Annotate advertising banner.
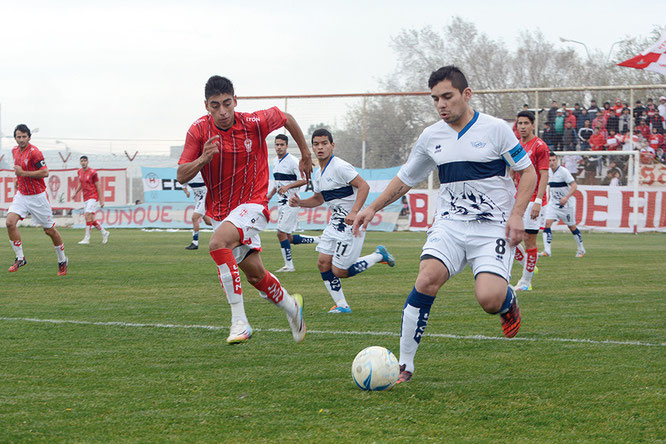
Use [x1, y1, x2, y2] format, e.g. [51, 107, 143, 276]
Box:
[0, 168, 127, 210]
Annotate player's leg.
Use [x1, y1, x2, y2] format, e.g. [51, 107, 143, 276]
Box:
[468, 225, 520, 338]
[238, 250, 305, 342]
[290, 233, 319, 244]
[541, 219, 554, 257]
[275, 229, 295, 272]
[30, 194, 67, 275]
[398, 258, 448, 383]
[186, 212, 203, 250]
[79, 212, 93, 244]
[319, 252, 350, 313]
[6, 212, 27, 272]
[569, 224, 585, 257]
[209, 220, 249, 342]
[515, 231, 538, 291]
[43, 225, 68, 275]
[89, 201, 109, 242]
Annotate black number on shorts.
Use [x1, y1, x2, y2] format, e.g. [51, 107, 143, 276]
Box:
[335, 241, 348, 256]
[495, 239, 506, 255]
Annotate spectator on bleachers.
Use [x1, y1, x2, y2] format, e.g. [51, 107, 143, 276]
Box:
[578, 120, 593, 150]
[612, 99, 624, 116]
[647, 108, 665, 134]
[554, 109, 565, 150]
[577, 108, 590, 130]
[606, 130, 621, 151]
[636, 120, 651, 139]
[640, 145, 656, 164]
[572, 103, 583, 122]
[581, 156, 600, 185]
[633, 100, 646, 125]
[565, 109, 576, 129]
[562, 121, 578, 151]
[547, 100, 559, 125]
[658, 96, 666, 124]
[601, 169, 620, 186]
[618, 108, 632, 134]
[606, 110, 620, 134]
[542, 122, 556, 150]
[589, 127, 606, 151]
[656, 147, 666, 164]
[593, 112, 607, 135]
[587, 99, 601, 121]
[649, 127, 664, 151]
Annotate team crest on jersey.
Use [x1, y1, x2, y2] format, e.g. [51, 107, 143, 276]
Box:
[244, 139, 252, 152]
[471, 141, 486, 149]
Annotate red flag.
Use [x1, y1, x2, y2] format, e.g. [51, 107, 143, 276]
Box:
[617, 29, 666, 76]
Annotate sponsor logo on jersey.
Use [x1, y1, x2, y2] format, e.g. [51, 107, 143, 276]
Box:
[245, 116, 261, 122]
[471, 141, 486, 149]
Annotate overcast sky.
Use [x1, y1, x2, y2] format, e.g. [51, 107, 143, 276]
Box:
[0, 0, 663, 149]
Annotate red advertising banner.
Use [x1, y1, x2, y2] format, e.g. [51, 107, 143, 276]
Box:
[407, 186, 666, 233]
[0, 168, 127, 209]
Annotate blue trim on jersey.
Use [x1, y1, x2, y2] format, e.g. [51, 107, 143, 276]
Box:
[438, 159, 506, 184]
[189, 182, 205, 188]
[548, 181, 568, 188]
[457, 111, 479, 140]
[274, 172, 298, 181]
[321, 155, 335, 175]
[321, 185, 354, 202]
[278, 153, 290, 162]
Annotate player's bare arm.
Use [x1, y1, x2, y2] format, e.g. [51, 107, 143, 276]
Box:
[278, 179, 308, 195]
[177, 135, 220, 184]
[561, 181, 577, 206]
[267, 186, 277, 200]
[353, 176, 411, 235]
[95, 180, 105, 207]
[283, 113, 312, 180]
[73, 182, 82, 198]
[530, 168, 549, 219]
[507, 164, 537, 246]
[345, 175, 370, 225]
[14, 165, 48, 179]
[289, 193, 324, 208]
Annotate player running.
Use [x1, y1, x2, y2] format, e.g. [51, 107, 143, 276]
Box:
[541, 152, 586, 257]
[6, 124, 69, 275]
[353, 66, 536, 383]
[74, 155, 110, 245]
[266, 134, 319, 272]
[182, 171, 212, 250]
[177, 76, 311, 344]
[290, 129, 395, 314]
[512, 111, 549, 292]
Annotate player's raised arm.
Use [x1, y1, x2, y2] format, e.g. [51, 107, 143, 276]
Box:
[177, 135, 220, 184]
[353, 176, 411, 236]
[289, 193, 324, 208]
[346, 175, 370, 225]
[506, 164, 537, 247]
[283, 113, 312, 180]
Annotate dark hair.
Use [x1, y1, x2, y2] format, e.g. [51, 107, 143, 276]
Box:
[14, 124, 31, 137]
[80, 155, 88, 161]
[549, 151, 557, 158]
[205, 76, 234, 100]
[516, 110, 535, 124]
[312, 128, 333, 144]
[427, 65, 468, 93]
[275, 134, 289, 144]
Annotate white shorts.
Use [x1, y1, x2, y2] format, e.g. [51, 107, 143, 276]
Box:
[83, 199, 101, 214]
[192, 186, 207, 215]
[522, 201, 544, 231]
[8, 191, 55, 228]
[276, 204, 299, 234]
[421, 218, 513, 281]
[212, 203, 267, 263]
[316, 217, 366, 269]
[544, 202, 576, 226]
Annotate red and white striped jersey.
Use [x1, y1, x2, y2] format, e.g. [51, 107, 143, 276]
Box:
[517, 136, 550, 205]
[179, 107, 287, 220]
[77, 168, 99, 201]
[12, 144, 47, 195]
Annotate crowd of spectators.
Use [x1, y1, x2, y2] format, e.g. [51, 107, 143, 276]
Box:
[513, 96, 666, 186]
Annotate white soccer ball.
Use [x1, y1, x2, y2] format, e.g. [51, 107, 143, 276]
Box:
[351, 346, 400, 391]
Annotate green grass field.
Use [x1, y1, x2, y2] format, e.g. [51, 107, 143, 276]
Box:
[1, 228, 664, 443]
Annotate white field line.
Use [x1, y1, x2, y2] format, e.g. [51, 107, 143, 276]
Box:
[0, 316, 664, 347]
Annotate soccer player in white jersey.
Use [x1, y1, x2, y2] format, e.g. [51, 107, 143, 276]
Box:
[266, 134, 319, 272]
[183, 171, 212, 250]
[354, 66, 537, 383]
[290, 129, 395, 313]
[512, 111, 550, 292]
[541, 152, 586, 257]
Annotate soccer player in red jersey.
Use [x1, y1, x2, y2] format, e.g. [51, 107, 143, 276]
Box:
[6, 124, 68, 275]
[513, 111, 549, 291]
[74, 155, 110, 245]
[177, 76, 312, 344]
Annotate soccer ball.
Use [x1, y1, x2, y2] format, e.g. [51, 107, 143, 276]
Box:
[351, 346, 400, 391]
